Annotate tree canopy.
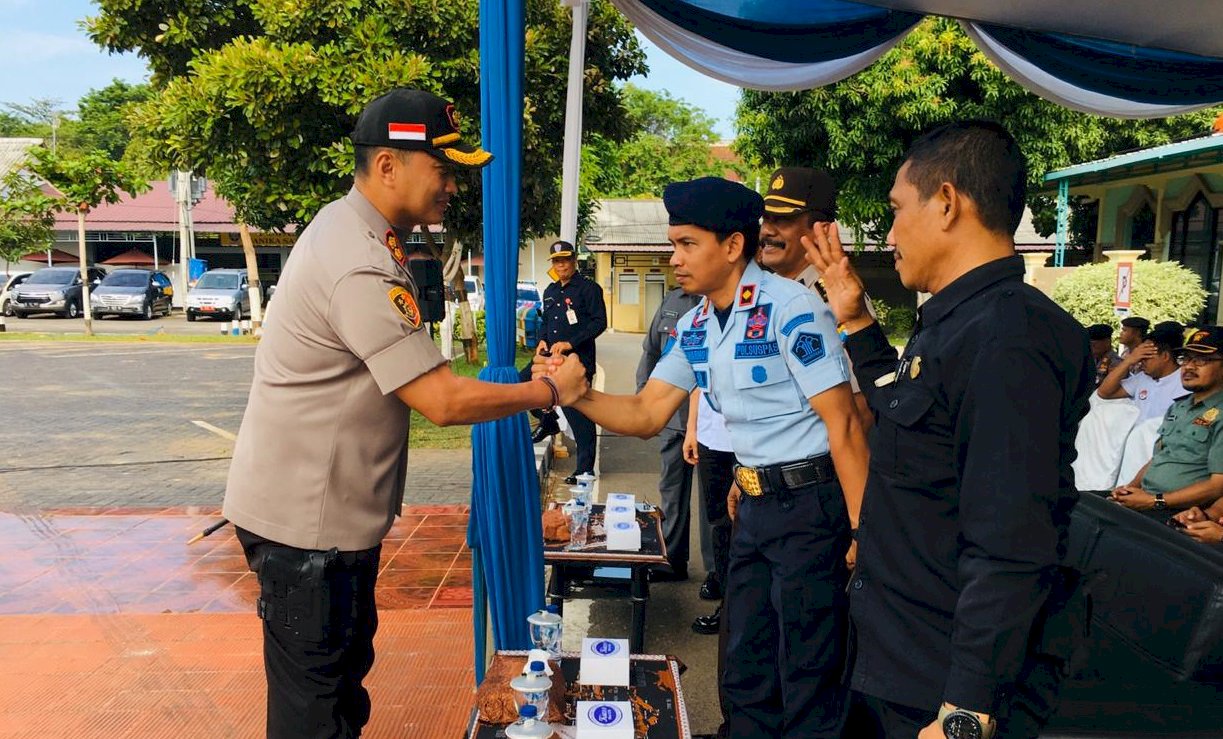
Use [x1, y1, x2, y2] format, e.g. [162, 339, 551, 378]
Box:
[0, 171, 57, 269]
[2, 81, 153, 164]
[89, 0, 646, 246]
[735, 18, 1223, 244]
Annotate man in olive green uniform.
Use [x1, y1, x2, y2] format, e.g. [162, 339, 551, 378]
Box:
[1113, 326, 1223, 514]
[223, 89, 587, 739]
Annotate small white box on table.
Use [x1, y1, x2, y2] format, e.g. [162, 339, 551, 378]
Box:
[579, 637, 630, 686]
[575, 700, 633, 738]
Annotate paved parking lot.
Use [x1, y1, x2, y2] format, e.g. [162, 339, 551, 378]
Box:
[2, 311, 248, 336]
[0, 340, 475, 512]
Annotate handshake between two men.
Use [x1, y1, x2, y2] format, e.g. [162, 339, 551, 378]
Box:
[531, 342, 591, 407]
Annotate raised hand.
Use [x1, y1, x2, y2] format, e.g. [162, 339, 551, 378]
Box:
[801, 222, 871, 328]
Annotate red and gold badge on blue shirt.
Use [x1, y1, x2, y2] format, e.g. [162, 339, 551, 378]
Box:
[385, 229, 407, 267]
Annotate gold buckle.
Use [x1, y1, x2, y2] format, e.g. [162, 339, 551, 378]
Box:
[734, 466, 765, 497]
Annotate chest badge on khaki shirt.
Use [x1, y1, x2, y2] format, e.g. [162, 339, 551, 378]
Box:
[388, 286, 422, 328]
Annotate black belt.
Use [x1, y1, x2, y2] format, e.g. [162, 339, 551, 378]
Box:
[734, 454, 834, 497]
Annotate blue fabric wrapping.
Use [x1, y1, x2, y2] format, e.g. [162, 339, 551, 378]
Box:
[977, 24, 1223, 106]
[637, 0, 921, 63]
[472, 0, 543, 684]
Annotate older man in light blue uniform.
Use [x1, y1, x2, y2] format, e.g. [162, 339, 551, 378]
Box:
[535, 177, 868, 737]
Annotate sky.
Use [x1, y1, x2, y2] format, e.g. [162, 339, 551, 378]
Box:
[0, 1, 739, 137]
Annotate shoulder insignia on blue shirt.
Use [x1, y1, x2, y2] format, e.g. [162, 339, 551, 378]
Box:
[751, 365, 767, 383]
[681, 329, 707, 349]
[661, 332, 677, 356]
[791, 332, 825, 366]
[780, 312, 815, 337]
[742, 303, 773, 342]
[734, 341, 780, 359]
[684, 347, 709, 363]
[695, 370, 708, 388]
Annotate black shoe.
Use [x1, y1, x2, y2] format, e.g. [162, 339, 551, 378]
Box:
[563, 475, 578, 485]
[692, 606, 721, 635]
[531, 412, 561, 443]
[699, 573, 722, 601]
[650, 566, 688, 582]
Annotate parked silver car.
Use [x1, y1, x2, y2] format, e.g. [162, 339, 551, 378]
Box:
[9, 266, 106, 318]
[185, 269, 251, 322]
[91, 269, 175, 320]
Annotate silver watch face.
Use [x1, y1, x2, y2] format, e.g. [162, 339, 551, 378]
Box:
[944, 712, 983, 739]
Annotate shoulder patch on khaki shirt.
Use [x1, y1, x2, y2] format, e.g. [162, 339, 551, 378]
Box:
[388, 286, 422, 328]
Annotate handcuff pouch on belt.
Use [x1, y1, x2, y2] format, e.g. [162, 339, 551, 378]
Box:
[734, 455, 835, 497]
[255, 547, 339, 641]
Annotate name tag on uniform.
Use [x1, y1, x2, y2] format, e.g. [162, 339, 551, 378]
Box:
[567, 309, 578, 325]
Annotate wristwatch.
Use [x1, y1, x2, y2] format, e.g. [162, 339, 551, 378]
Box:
[938, 705, 996, 739]
[1154, 493, 1167, 510]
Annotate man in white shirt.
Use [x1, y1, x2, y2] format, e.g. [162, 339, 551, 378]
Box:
[1098, 321, 1189, 422]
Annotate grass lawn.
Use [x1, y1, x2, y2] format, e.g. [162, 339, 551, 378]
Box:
[409, 345, 536, 449]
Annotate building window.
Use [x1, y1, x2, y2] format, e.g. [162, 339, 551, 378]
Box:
[617, 273, 639, 305]
[1169, 193, 1221, 320]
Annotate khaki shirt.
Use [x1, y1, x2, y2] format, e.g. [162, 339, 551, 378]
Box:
[223, 187, 446, 550]
[1142, 389, 1223, 495]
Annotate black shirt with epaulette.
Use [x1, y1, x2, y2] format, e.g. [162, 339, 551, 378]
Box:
[842, 255, 1094, 713]
[542, 272, 607, 380]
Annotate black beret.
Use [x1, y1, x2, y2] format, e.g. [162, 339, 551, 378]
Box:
[663, 177, 763, 236]
[1120, 316, 1151, 333]
[1086, 324, 1113, 341]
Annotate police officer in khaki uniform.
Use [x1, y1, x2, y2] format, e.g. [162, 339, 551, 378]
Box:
[222, 88, 587, 739]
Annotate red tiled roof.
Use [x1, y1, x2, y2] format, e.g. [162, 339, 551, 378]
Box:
[51, 181, 443, 236]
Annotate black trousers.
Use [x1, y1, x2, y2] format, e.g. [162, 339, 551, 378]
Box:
[657, 428, 695, 571]
[561, 404, 597, 475]
[696, 444, 735, 586]
[722, 481, 851, 737]
[236, 528, 381, 739]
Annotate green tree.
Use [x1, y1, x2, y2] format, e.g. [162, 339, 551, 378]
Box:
[583, 84, 724, 199]
[72, 80, 154, 161]
[27, 147, 147, 335]
[735, 18, 1223, 245]
[0, 170, 57, 272]
[89, 0, 646, 248]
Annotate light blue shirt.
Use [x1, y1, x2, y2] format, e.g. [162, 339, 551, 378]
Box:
[650, 261, 850, 467]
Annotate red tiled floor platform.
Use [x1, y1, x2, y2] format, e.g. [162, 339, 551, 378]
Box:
[0, 506, 477, 737]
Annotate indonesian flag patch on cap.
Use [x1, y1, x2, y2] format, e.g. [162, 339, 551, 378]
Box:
[387, 122, 427, 141]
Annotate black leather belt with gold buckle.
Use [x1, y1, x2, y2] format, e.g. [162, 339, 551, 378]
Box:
[733, 455, 835, 497]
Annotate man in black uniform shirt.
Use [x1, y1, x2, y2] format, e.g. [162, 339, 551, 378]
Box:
[540, 240, 607, 482]
[805, 121, 1094, 739]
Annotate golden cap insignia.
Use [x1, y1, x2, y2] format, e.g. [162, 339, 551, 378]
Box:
[771, 175, 784, 190]
[1192, 331, 1210, 343]
[388, 286, 422, 328]
[909, 356, 922, 380]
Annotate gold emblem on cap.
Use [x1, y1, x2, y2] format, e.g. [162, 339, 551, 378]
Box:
[910, 356, 922, 380]
[771, 174, 784, 190]
[1193, 330, 1210, 343]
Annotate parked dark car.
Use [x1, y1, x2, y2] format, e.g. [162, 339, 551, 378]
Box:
[90, 269, 174, 320]
[9, 266, 106, 318]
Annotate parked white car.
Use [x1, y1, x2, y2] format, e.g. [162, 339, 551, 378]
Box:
[464, 275, 484, 312]
[1, 272, 32, 317]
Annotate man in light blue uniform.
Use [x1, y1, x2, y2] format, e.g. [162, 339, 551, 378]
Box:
[535, 177, 868, 737]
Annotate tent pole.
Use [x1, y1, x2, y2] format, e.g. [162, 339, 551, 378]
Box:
[559, 0, 589, 245]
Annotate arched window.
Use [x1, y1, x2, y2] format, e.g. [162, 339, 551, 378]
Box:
[1169, 193, 1221, 320]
